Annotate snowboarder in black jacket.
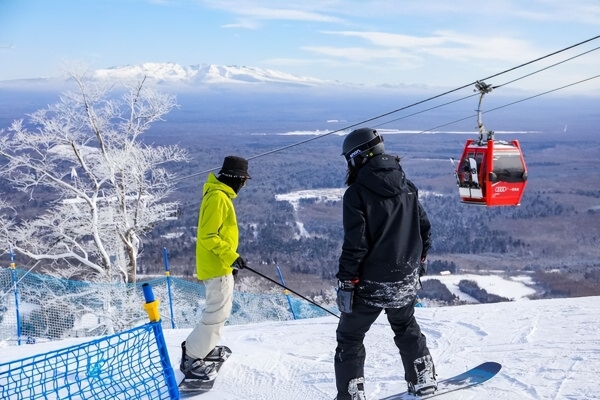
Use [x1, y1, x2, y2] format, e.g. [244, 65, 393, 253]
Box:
[334, 128, 437, 399]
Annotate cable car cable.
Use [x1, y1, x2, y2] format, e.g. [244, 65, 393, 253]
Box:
[373, 46, 600, 129]
[174, 35, 600, 183]
[171, 73, 600, 212]
[372, 93, 480, 129]
[494, 46, 600, 89]
[412, 74, 600, 135]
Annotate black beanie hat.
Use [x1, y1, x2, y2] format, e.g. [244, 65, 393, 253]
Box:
[218, 156, 251, 179]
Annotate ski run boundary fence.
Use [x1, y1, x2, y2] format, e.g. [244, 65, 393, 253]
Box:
[0, 267, 333, 346]
[0, 269, 334, 400]
[0, 283, 179, 400]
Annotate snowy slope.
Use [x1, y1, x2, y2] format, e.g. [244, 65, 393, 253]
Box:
[2, 296, 598, 399]
[164, 296, 600, 399]
[421, 273, 537, 302]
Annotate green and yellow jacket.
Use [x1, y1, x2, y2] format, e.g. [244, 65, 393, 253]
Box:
[195, 173, 239, 280]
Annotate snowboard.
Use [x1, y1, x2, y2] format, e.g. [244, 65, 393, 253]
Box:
[379, 361, 502, 399]
[178, 346, 232, 397]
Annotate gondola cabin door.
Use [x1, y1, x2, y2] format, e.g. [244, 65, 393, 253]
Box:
[457, 139, 527, 206]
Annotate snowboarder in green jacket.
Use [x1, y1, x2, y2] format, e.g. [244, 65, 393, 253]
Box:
[180, 155, 251, 380]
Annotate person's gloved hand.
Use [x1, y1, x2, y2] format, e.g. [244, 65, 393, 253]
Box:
[231, 256, 247, 270]
[336, 279, 358, 314]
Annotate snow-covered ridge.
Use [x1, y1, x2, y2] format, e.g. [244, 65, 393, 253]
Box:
[93, 62, 332, 86]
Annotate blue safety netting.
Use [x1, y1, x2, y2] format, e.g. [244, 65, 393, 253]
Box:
[0, 321, 177, 400]
[0, 268, 334, 345]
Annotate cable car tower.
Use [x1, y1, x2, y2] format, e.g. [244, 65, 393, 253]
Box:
[454, 81, 528, 206]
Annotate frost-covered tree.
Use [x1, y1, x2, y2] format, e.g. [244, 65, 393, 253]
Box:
[0, 73, 188, 283]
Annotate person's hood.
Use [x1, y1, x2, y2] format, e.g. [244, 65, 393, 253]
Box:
[355, 154, 407, 198]
[203, 173, 237, 199]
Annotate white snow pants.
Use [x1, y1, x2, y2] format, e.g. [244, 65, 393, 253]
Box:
[185, 274, 234, 359]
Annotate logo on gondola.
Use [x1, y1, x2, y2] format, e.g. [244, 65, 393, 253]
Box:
[495, 187, 508, 193]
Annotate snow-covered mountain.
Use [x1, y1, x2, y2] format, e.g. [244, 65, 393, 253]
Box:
[1, 61, 449, 96]
[0, 62, 346, 92]
[94, 62, 333, 87]
[0, 62, 352, 92]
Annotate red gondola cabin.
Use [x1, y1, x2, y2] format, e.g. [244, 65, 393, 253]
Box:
[457, 138, 527, 206]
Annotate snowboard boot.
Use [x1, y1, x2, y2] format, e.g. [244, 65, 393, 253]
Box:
[347, 377, 366, 400]
[407, 355, 437, 396]
[180, 341, 218, 381]
[204, 345, 230, 362]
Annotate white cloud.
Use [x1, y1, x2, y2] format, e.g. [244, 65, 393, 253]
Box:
[204, 0, 599, 25]
[204, 0, 343, 23]
[510, 1, 600, 24]
[322, 31, 448, 48]
[302, 45, 421, 65]
[235, 7, 341, 22]
[147, 0, 175, 4]
[314, 30, 535, 64]
[422, 31, 534, 62]
[263, 57, 343, 67]
[222, 19, 262, 29]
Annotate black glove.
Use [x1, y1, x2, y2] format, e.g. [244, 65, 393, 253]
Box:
[336, 279, 358, 314]
[231, 256, 247, 270]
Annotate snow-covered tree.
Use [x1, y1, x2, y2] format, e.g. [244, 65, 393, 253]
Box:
[0, 73, 188, 283]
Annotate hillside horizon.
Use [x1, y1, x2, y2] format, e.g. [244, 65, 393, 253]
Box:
[1, 61, 598, 100]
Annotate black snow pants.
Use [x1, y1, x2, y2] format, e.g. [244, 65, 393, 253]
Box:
[334, 298, 430, 399]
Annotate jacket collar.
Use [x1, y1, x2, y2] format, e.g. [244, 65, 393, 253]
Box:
[204, 173, 237, 199]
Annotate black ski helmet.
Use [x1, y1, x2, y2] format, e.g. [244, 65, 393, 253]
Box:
[341, 128, 385, 167]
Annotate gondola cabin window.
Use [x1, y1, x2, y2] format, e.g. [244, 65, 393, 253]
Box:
[491, 148, 527, 183]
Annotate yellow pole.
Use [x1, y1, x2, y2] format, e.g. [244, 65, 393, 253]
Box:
[142, 283, 161, 322]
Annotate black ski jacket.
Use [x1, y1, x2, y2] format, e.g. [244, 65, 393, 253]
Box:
[337, 153, 432, 308]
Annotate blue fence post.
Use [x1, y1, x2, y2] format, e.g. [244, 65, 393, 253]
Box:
[276, 266, 297, 320]
[142, 283, 180, 400]
[9, 244, 22, 346]
[163, 247, 176, 329]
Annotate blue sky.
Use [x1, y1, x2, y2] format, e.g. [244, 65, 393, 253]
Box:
[0, 0, 599, 93]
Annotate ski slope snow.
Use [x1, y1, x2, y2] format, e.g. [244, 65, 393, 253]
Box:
[166, 296, 599, 399]
[2, 296, 598, 399]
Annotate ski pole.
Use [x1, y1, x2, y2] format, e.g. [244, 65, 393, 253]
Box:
[244, 266, 340, 319]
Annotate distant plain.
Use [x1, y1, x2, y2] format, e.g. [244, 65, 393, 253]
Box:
[1, 87, 598, 300]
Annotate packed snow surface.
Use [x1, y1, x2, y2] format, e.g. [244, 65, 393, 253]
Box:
[2, 296, 598, 399]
